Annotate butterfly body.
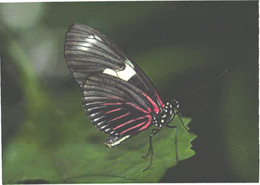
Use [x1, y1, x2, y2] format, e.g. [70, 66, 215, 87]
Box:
[64, 24, 184, 170]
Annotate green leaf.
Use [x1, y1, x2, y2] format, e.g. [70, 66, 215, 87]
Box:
[3, 39, 196, 183]
[3, 105, 196, 183]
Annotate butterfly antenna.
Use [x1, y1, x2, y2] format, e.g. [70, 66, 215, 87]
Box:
[181, 69, 228, 98]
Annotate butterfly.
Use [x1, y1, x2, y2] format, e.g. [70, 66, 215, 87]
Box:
[64, 24, 190, 171]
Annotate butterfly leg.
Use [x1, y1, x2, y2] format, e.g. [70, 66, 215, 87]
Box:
[168, 111, 191, 133]
[174, 126, 179, 162]
[165, 113, 193, 163]
[142, 144, 151, 159]
[167, 113, 176, 125]
[142, 128, 160, 172]
[176, 112, 191, 134]
[142, 128, 160, 158]
[164, 125, 179, 162]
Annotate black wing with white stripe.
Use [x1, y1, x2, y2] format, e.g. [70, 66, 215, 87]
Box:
[64, 24, 165, 146]
[65, 24, 125, 85]
[64, 24, 165, 110]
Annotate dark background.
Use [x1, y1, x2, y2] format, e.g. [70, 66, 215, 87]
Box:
[1, 1, 258, 182]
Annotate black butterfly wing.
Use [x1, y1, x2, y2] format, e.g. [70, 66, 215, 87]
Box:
[64, 24, 164, 145]
[64, 24, 125, 86]
[65, 24, 165, 109]
[82, 73, 153, 136]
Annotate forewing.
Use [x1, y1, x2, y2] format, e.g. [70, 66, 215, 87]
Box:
[64, 24, 165, 113]
[64, 24, 125, 85]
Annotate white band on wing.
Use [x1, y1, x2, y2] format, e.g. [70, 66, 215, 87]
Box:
[103, 61, 136, 81]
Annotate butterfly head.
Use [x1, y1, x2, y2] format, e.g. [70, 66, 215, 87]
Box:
[169, 99, 180, 112]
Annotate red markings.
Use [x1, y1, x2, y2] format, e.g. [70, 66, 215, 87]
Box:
[138, 115, 152, 131]
[120, 120, 147, 134]
[115, 115, 152, 134]
[110, 112, 130, 122]
[142, 92, 159, 114]
[104, 108, 122, 114]
[154, 90, 165, 108]
[126, 102, 151, 114]
[114, 115, 147, 130]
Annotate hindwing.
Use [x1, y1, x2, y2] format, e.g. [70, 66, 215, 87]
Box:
[82, 73, 153, 137]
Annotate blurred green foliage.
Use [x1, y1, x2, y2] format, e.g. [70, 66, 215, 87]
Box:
[220, 70, 258, 181]
[2, 35, 196, 184]
[1, 1, 258, 183]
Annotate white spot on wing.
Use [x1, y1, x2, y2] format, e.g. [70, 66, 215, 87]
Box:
[93, 116, 104, 122]
[103, 61, 136, 81]
[97, 122, 103, 126]
[90, 113, 99, 118]
[74, 35, 98, 52]
[76, 46, 92, 51]
[110, 135, 130, 147]
[80, 42, 94, 48]
[85, 35, 97, 44]
[94, 35, 102, 41]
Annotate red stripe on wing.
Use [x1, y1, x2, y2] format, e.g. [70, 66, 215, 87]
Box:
[154, 90, 165, 108]
[142, 92, 159, 114]
[120, 120, 147, 134]
[110, 112, 130, 122]
[113, 115, 146, 130]
[104, 108, 122, 114]
[126, 102, 151, 114]
[119, 114, 153, 134]
[138, 114, 152, 131]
